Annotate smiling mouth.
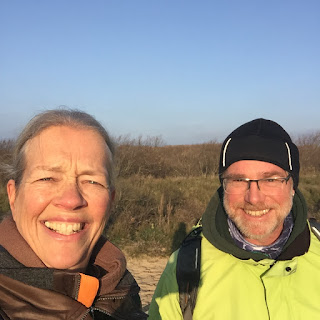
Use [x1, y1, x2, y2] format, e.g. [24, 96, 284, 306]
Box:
[244, 209, 270, 217]
[44, 221, 85, 235]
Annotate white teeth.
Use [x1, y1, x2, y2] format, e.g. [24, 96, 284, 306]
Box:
[60, 223, 66, 234]
[66, 224, 73, 234]
[245, 209, 269, 217]
[44, 221, 83, 235]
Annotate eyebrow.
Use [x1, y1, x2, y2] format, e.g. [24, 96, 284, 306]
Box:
[80, 169, 107, 176]
[225, 170, 287, 179]
[33, 166, 107, 176]
[261, 170, 287, 177]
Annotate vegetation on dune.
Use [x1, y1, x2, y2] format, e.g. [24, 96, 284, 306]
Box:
[0, 133, 320, 256]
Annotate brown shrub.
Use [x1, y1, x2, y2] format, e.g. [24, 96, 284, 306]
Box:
[0, 134, 320, 254]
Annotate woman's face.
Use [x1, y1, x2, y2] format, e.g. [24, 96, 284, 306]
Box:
[7, 125, 114, 270]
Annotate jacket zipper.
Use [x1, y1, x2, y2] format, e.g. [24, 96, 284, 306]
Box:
[90, 306, 112, 316]
[81, 288, 141, 319]
[79, 308, 92, 320]
[90, 294, 136, 319]
[78, 296, 127, 320]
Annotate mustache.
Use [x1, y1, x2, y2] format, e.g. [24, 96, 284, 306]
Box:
[238, 203, 279, 211]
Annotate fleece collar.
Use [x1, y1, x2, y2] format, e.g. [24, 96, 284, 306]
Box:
[0, 216, 127, 298]
[0, 217, 146, 319]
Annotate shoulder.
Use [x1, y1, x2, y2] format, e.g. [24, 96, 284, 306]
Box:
[155, 250, 179, 289]
[96, 269, 147, 320]
[308, 221, 320, 257]
[148, 251, 181, 320]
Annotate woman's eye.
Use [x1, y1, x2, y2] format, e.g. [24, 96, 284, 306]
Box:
[39, 177, 53, 181]
[85, 180, 109, 189]
[86, 180, 104, 186]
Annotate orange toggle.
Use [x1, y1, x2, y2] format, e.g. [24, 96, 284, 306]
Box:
[77, 273, 100, 308]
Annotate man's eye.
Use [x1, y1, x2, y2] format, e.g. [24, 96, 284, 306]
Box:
[265, 178, 276, 183]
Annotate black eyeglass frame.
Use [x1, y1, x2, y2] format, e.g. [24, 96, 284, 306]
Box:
[222, 173, 292, 194]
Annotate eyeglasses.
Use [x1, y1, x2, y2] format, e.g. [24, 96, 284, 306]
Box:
[222, 174, 291, 195]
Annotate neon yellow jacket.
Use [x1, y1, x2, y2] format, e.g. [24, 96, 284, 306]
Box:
[149, 189, 320, 319]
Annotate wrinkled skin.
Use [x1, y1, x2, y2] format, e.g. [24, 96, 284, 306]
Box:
[7, 126, 114, 270]
[223, 160, 294, 246]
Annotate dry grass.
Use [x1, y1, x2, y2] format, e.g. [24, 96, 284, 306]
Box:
[1, 136, 320, 255]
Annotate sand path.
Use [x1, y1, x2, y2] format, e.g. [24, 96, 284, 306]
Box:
[127, 256, 168, 309]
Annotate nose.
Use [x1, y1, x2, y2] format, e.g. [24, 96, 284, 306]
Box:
[244, 180, 266, 204]
[53, 181, 87, 210]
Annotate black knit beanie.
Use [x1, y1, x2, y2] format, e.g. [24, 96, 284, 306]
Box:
[219, 118, 300, 189]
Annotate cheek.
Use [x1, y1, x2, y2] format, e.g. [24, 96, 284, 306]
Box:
[273, 194, 293, 210]
[91, 194, 112, 221]
[24, 192, 50, 214]
[267, 187, 293, 207]
[224, 194, 242, 209]
[14, 189, 51, 223]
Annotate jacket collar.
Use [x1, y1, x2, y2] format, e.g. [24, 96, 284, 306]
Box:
[0, 217, 146, 319]
[0, 216, 127, 295]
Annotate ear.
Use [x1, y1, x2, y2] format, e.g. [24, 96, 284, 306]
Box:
[7, 179, 17, 219]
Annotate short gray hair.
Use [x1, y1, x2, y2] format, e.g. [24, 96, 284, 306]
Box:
[3, 108, 115, 190]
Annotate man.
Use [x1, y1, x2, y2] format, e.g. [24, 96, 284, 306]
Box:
[149, 118, 320, 319]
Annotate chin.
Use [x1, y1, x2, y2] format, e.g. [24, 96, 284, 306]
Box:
[43, 253, 88, 270]
[243, 231, 272, 241]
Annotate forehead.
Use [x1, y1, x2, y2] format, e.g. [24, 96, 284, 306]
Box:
[225, 160, 286, 177]
[23, 126, 109, 170]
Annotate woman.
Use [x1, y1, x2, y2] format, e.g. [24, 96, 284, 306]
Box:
[0, 109, 147, 319]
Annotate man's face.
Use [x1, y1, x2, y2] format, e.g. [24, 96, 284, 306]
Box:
[7, 126, 114, 270]
[223, 160, 294, 246]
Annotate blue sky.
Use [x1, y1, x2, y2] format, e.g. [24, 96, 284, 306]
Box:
[0, 0, 319, 144]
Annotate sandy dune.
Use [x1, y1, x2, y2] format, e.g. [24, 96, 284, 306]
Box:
[127, 256, 168, 309]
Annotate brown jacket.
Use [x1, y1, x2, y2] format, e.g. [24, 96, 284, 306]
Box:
[0, 217, 147, 320]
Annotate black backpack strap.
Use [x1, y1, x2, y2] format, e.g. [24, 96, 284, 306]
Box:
[176, 226, 202, 320]
[309, 218, 320, 241]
